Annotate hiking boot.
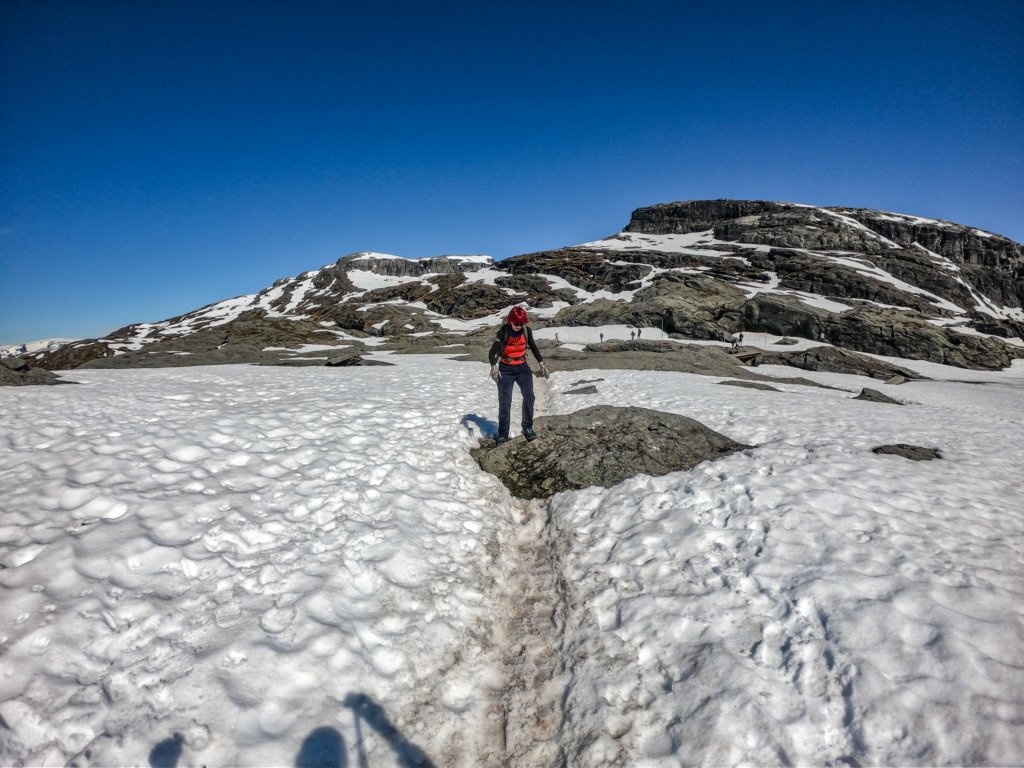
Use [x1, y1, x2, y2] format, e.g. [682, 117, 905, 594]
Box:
[523, 427, 537, 441]
[495, 434, 509, 445]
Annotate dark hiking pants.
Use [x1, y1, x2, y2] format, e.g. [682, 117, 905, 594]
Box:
[497, 362, 535, 439]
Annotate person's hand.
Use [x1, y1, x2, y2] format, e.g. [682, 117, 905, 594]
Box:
[490, 365, 500, 383]
[538, 362, 549, 378]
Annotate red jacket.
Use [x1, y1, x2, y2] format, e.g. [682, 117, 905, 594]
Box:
[488, 324, 544, 366]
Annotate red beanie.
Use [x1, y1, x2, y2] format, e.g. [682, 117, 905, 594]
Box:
[508, 306, 529, 325]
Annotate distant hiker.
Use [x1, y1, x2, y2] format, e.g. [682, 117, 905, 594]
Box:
[731, 332, 744, 352]
[637, 328, 642, 339]
[488, 306, 548, 444]
[600, 332, 604, 342]
[555, 333, 560, 343]
[630, 330, 635, 341]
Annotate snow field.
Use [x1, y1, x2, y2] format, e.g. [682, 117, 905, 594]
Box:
[0, 359, 519, 766]
[541, 364, 1024, 766]
[2, 355, 1023, 766]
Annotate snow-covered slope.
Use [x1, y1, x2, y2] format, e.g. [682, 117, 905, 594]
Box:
[1, 338, 77, 358]
[100, 253, 498, 348]
[27, 200, 1024, 374]
[2, 353, 1023, 766]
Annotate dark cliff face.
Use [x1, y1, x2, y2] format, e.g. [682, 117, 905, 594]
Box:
[625, 200, 791, 235]
[831, 208, 1024, 266]
[339, 254, 491, 278]
[626, 199, 1024, 309]
[830, 208, 1024, 308]
[627, 200, 888, 252]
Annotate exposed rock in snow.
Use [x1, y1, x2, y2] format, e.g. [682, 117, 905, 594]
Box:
[718, 379, 782, 392]
[760, 346, 922, 379]
[563, 385, 598, 395]
[854, 387, 905, 405]
[471, 405, 749, 499]
[872, 443, 942, 460]
[0, 357, 66, 386]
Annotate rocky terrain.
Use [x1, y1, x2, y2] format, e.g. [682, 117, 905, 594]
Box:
[471, 405, 749, 499]
[0, 357, 66, 386]
[22, 200, 1024, 378]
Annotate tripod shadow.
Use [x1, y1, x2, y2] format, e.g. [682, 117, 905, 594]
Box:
[462, 413, 497, 439]
[343, 693, 436, 768]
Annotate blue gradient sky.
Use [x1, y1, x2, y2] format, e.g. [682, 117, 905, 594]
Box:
[2, 0, 1022, 344]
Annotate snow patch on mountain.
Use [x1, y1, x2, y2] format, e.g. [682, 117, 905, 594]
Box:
[1, 339, 78, 358]
[577, 230, 765, 258]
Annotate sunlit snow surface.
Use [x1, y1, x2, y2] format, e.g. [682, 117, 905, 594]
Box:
[2, 355, 1023, 766]
[0, 359, 514, 767]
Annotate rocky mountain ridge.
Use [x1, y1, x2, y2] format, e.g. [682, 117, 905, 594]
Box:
[26, 200, 1024, 374]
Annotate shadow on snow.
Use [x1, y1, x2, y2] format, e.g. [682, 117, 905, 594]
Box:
[462, 413, 498, 439]
[148, 693, 435, 768]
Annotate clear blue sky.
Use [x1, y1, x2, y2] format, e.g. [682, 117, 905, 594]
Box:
[2, 0, 1022, 344]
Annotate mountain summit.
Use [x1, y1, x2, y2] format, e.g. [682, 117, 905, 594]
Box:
[30, 200, 1024, 372]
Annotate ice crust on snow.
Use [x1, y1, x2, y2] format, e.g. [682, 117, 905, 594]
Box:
[1, 354, 1023, 766]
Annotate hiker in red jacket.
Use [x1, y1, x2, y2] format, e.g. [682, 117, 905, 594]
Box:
[488, 306, 548, 444]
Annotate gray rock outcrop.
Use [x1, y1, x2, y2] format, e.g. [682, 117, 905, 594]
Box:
[503, 249, 653, 294]
[563, 385, 599, 395]
[341, 253, 492, 278]
[854, 388, 904, 405]
[325, 353, 364, 367]
[758, 346, 921, 379]
[718, 380, 781, 392]
[471, 405, 749, 499]
[872, 444, 942, 461]
[0, 357, 65, 386]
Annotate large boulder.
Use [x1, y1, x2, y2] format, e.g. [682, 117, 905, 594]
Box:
[854, 388, 904, 405]
[471, 405, 749, 499]
[0, 357, 66, 386]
